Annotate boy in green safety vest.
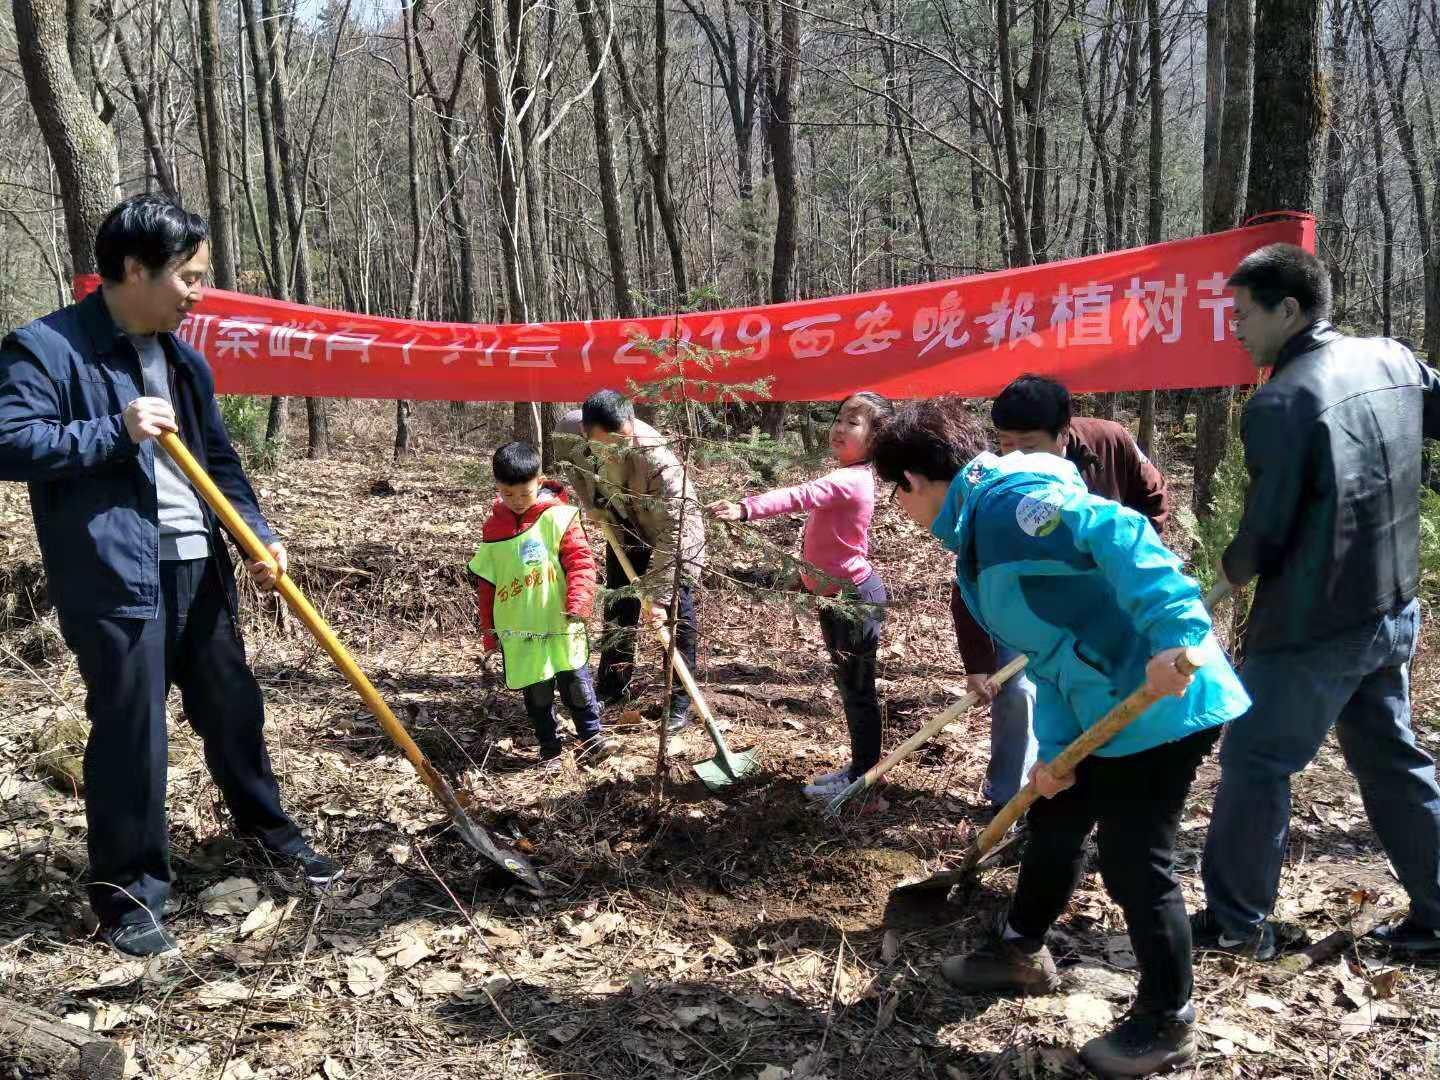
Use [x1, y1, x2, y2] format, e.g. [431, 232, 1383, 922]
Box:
[467, 441, 619, 765]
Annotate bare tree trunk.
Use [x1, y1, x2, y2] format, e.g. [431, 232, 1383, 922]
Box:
[1139, 0, 1164, 455]
[1319, 0, 1348, 311]
[239, 0, 291, 447]
[577, 0, 637, 317]
[395, 0, 425, 462]
[104, 11, 177, 199]
[197, 0, 236, 289]
[995, 0, 1033, 265]
[759, 0, 799, 439]
[1363, 32, 1394, 337]
[1193, 0, 1254, 516]
[13, 0, 117, 276]
[1245, 0, 1324, 221]
[1360, 2, 1436, 356]
[260, 0, 328, 457]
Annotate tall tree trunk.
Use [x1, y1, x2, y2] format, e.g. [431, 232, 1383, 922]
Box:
[995, 0, 1033, 265]
[1319, 0, 1347, 311]
[260, 0, 327, 457]
[1245, 0, 1324, 220]
[1139, 0, 1164, 455]
[14, 0, 117, 276]
[1360, 2, 1435, 356]
[577, 0, 637, 317]
[197, 0, 236, 289]
[240, 0, 291, 447]
[1193, 0, 1254, 516]
[396, 0, 425, 462]
[105, 13, 178, 199]
[759, 0, 800, 439]
[1363, 33, 1394, 336]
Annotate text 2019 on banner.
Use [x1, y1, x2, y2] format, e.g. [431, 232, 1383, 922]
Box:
[74, 215, 1314, 402]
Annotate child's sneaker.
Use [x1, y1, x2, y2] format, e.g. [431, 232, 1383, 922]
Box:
[577, 735, 620, 765]
[538, 742, 564, 770]
[803, 768, 853, 799]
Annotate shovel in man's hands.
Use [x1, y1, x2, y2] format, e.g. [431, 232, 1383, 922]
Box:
[156, 432, 544, 895]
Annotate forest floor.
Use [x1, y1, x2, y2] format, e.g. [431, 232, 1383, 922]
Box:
[2, 410, 1439, 1079]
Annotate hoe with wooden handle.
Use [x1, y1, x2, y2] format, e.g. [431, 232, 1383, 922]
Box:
[826, 653, 1030, 816]
[891, 645, 1207, 900]
[157, 432, 544, 895]
[596, 521, 760, 793]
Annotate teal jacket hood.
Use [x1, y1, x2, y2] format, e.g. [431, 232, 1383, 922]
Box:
[930, 450, 1249, 761]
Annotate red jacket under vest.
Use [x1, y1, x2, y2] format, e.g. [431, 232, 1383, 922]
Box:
[472, 481, 597, 652]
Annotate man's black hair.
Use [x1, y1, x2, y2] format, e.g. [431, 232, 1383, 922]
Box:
[872, 398, 987, 490]
[95, 194, 210, 283]
[991, 374, 1071, 437]
[581, 389, 635, 434]
[1227, 243, 1333, 320]
[493, 440, 542, 485]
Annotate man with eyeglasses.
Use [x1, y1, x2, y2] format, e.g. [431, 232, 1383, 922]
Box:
[1192, 242, 1440, 960]
[0, 194, 335, 957]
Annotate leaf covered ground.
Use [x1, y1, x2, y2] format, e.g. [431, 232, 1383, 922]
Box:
[2, 415, 1439, 1079]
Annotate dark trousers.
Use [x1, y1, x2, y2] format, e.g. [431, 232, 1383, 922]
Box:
[58, 558, 300, 928]
[523, 665, 603, 750]
[818, 573, 887, 777]
[597, 538, 698, 721]
[1008, 727, 1221, 1016]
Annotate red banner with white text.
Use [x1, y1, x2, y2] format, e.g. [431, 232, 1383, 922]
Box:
[74, 215, 1313, 402]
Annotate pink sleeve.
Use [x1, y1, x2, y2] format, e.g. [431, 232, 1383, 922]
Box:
[741, 468, 865, 520]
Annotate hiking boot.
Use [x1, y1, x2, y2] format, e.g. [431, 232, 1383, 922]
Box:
[1079, 1003, 1197, 1078]
[1189, 908, 1305, 961]
[940, 936, 1060, 996]
[103, 920, 180, 958]
[577, 735, 620, 764]
[803, 768, 852, 800]
[1370, 916, 1440, 957]
[539, 741, 564, 762]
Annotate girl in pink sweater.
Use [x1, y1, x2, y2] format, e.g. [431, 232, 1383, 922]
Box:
[709, 392, 894, 800]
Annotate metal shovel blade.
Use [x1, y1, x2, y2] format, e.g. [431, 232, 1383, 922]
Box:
[450, 803, 545, 895]
[692, 745, 760, 793]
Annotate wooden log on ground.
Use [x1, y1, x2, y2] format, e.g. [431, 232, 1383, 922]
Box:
[0, 996, 125, 1079]
[1265, 905, 1398, 983]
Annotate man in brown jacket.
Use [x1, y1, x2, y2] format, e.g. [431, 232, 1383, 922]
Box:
[955, 374, 1170, 812]
[554, 391, 707, 733]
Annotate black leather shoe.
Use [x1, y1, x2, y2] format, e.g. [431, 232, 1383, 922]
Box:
[103, 921, 180, 957]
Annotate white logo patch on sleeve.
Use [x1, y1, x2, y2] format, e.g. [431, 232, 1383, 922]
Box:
[1015, 493, 1063, 537]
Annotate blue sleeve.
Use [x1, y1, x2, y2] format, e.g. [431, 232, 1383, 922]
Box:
[197, 389, 277, 547]
[0, 340, 139, 481]
[1058, 492, 1211, 654]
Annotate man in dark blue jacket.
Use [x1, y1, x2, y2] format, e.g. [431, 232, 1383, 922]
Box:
[0, 195, 335, 957]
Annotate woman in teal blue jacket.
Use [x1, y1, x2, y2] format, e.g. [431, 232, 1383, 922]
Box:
[873, 398, 1250, 1080]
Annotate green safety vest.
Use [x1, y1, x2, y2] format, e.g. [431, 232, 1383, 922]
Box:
[467, 504, 590, 689]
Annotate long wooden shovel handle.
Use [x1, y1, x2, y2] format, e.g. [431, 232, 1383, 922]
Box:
[156, 433, 456, 806]
[842, 653, 1029, 799]
[596, 521, 720, 729]
[961, 644, 1207, 872]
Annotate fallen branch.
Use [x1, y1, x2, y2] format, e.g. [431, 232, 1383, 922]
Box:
[1265, 904, 1398, 983]
[0, 994, 126, 1079]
